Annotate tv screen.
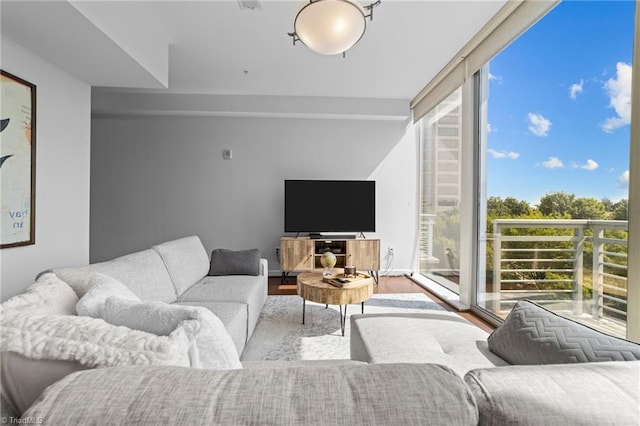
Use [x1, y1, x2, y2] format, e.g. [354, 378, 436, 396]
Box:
[284, 180, 376, 233]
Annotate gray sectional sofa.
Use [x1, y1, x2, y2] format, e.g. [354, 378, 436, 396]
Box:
[0, 235, 268, 417]
[50, 235, 267, 354]
[2, 238, 640, 424]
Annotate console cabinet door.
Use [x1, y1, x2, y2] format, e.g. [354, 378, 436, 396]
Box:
[280, 239, 314, 271]
[347, 239, 380, 271]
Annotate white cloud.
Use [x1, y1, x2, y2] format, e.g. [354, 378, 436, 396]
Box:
[580, 159, 599, 171]
[601, 62, 632, 133]
[569, 79, 584, 100]
[528, 113, 552, 137]
[487, 148, 519, 159]
[570, 159, 599, 171]
[619, 170, 629, 186]
[488, 73, 502, 84]
[542, 157, 563, 169]
[487, 123, 494, 133]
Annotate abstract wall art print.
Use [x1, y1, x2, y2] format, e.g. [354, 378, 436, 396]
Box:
[1, 70, 36, 248]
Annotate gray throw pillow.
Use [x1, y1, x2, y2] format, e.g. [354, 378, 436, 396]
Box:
[488, 300, 640, 364]
[208, 248, 260, 276]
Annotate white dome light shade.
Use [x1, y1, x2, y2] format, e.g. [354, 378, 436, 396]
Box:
[294, 0, 367, 55]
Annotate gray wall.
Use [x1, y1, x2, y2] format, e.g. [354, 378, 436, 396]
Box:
[90, 114, 410, 271]
[1, 37, 91, 301]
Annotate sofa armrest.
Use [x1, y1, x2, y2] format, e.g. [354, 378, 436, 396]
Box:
[465, 361, 640, 425]
[259, 258, 268, 277]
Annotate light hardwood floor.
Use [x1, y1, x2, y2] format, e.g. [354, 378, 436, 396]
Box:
[268, 275, 495, 333]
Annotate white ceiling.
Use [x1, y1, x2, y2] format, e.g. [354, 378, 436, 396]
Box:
[2, 0, 505, 101]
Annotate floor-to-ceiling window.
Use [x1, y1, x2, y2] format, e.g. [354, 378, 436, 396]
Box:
[418, 88, 463, 294]
[476, 1, 634, 338]
[412, 0, 638, 339]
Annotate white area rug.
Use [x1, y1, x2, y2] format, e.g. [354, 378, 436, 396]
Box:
[241, 293, 445, 361]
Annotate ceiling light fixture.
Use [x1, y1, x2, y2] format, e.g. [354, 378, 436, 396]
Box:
[288, 0, 381, 57]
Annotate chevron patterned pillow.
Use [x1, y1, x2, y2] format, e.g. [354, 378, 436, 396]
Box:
[488, 300, 640, 364]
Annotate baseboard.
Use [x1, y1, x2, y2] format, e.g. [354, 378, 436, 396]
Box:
[380, 268, 414, 277]
[269, 268, 413, 278]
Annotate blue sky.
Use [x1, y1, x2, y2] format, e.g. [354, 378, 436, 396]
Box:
[486, 0, 634, 205]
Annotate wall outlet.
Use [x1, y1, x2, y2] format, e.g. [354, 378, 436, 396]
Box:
[388, 247, 395, 255]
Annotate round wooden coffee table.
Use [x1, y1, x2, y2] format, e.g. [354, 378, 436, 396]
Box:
[297, 272, 374, 336]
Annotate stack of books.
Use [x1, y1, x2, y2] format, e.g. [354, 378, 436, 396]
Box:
[322, 272, 371, 288]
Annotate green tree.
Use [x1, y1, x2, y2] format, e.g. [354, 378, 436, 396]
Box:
[538, 192, 575, 217]
[601, 197, 614, 212]
[487, 196, 531, 218]
[569, 197, 607, 219]
[433, 207, 460, 272]
[612, 199, 628, 220]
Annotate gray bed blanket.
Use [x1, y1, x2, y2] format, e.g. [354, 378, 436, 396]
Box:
[23, 363, 478, 425]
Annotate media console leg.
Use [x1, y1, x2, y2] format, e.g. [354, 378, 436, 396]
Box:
[302, 299, 305, 325]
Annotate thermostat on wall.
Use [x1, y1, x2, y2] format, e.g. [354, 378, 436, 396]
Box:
[223, 149, 232, 160]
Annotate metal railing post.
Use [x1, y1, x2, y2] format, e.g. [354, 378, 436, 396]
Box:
[426, 214, 435, 261]
[573, 226, 584, 315]
[592, 225, 604, 320]
[492, 221, 502, 315]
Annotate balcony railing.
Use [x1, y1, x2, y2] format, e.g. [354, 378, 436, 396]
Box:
[490, 219, 628, 337]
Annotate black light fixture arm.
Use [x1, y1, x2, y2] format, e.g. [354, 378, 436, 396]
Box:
[363, 0, 381, 21]
[287, 32, 300, 46]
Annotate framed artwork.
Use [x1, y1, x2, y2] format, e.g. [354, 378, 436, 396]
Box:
[1, 70, 36, 248]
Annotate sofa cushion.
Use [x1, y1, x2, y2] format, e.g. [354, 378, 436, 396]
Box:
[209, 248, 261, 276]
[488, 300, 640, 364]
[465, 361, 640, 425]
[173, 301, 248, 356]
[24, 364, 479, 425]
[178, 275, 267, 339]
[96, 249, 178, 303]
[102, 298, 241, 370]
[152, 236, 210, 296]
[76, 273, 140, 317]
[350, 313, 509, 376]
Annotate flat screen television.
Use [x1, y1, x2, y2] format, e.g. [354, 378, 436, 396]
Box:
[284, 180, 375, 235]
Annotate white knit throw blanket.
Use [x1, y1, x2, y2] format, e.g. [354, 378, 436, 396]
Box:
[1, 313, 190, 368]
[0, 275, 190, 368]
